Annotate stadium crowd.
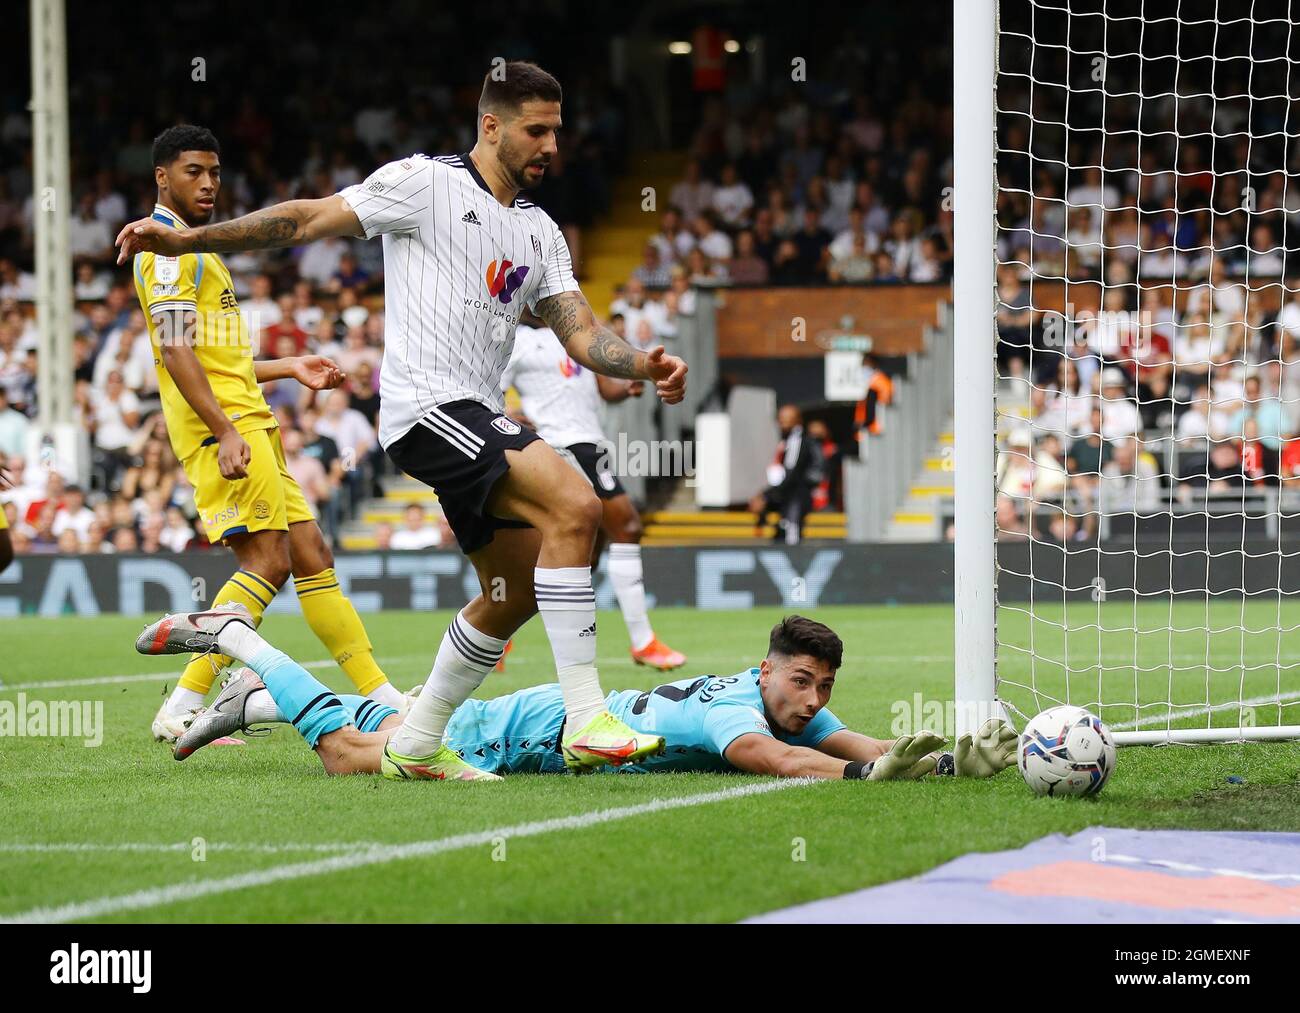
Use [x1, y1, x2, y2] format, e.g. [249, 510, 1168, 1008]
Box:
[0, 3, 951, 555]
[992, 108, 1300, 541]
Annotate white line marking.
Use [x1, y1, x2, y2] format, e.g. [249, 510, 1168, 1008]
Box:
[0, 656, 432, 692]
[1110, 690, 1300, 730]
[0, 842, 387, 855]
[1107, 854, 1300, 882]
[1, 779, 814, 924]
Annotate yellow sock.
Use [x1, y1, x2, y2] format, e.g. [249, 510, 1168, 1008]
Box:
[176, 569, 276, 695]
[296, 568, 389, 695]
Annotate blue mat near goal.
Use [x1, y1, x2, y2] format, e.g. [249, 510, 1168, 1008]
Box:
[746, 827, 1300, 923]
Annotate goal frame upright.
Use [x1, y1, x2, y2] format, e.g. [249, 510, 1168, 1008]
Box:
[952, 0, 999, 739]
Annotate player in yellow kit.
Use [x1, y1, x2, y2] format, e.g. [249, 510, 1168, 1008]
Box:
[0, 478, 11, 577]
[131, 125, 405, 741]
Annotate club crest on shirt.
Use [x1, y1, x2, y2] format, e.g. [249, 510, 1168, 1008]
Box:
[156, 256, 179, 284]
[492, 416, 522, 436]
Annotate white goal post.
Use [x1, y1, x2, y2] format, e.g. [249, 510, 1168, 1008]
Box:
[952, 0, 1300, 745]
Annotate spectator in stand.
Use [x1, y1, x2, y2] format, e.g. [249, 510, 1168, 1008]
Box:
[291, 279, 324, 334]
[283, 427, 331, 523]
[1100, 437, 1161, 513]
[1229, 374, 1288, 481]
[347, 361, 381, 429]
[315, 389, 373, 515]
[68, 192, 114, 267]
[297, 233, 348, 289]
[710, 163, 754, 229]
[649, 207, 693, 266]
[683, 246, 726, 285]
[373, 521, 394, 550]
[329, 252, 371, 294]
[91, 311, 154, 394]
[89, 370, 140, 488]
[0, 387, 28, 458]
[389, 502, 446, 550]
[1099, 368, 1142, 442]
[1176, 383, 1229, 444]
[74, 261, 111, 300]
[789, 207, 831, 281]
[52, 483, 95, 543]
[728, 230, 770, 285]
[241, 273, 282, 341]
[995, 493, 1030, 540]
[828, 207, 878, 263]
[689, 212, 734, 262]
[669, 158, 714, 221]
[160, 506, 195, 552]
[827, 229, 874, 283]
[0, 259, 35, 302]
[630, 242, 672, 288]
[336, 323, 382, 378]
[884, 213, 923, 280]
[120, 437, 177, 507]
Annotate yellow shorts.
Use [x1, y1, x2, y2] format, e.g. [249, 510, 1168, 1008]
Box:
[0, 505, 7, 531]
[184, 426, 314, 543]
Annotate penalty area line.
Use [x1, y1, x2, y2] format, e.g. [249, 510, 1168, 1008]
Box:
[1, 778, 816, 924]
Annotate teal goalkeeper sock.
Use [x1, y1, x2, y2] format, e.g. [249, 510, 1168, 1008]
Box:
[339, 694, 399, 733]
[247, 645, 351, 747]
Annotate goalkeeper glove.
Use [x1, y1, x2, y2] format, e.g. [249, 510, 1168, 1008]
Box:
[951, 718, 1018, 777]
[865, 730, 947, 780]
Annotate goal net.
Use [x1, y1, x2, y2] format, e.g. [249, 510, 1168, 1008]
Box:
[955, 0, 1300, 744]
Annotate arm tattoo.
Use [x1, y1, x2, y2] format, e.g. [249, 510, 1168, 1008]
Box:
[536, 291, 644, 379]
[188, 209, 304, 253]
[586, 328, 641, 378]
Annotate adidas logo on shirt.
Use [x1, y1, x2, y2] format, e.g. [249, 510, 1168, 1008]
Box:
[462, 210, 480, 225]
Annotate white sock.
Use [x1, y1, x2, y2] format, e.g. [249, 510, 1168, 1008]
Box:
[244, 688, 284, 724]
[365, 682, 406, 708]
[216, 620, 266, 662]
[607, 543, 654, 651]
[535, 565, 605, 729]
[165, 685, 206, 715]
[389, 610, 506, 756]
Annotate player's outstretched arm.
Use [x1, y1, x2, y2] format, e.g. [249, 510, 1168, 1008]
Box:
[816, 728, 893, 764]
[536, 290, 687, 404]
[254, 355, 346, 391]
[725, 732, 881, 780]
[115, 195, 364, 265]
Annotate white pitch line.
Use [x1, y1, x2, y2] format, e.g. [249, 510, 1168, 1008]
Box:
[1111, 689, 1300, 730]
[1107, 853, 1300, 882]
[0, 841, 387, 855]
[1, 778, 814, 924]
[0, 655, 435, 692]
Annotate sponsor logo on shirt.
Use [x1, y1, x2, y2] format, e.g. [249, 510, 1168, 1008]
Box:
[559, 356, 582, 378]
[484, 258, 530, 305]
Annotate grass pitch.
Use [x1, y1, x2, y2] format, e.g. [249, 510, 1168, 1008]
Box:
[1, 604, 1298, 923]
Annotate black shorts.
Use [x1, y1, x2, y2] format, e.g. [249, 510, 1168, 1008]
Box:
[386, 400, 541, 555]
[565, 441, 626, 500]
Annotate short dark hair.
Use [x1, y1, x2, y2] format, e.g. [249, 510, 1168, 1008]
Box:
[478, 61, 562, 120]
[152, 125, 220, 168]
[767, 615, 843, 672]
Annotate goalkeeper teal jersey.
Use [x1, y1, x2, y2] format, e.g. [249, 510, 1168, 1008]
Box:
[443, 668, 845, 775]
[605, 667, 845, 773]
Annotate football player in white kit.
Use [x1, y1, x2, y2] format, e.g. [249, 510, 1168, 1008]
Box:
[116, 61, 688, 782]
[503, 319, 687, 670]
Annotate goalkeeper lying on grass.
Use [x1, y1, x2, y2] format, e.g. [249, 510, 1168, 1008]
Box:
[136, 607, 1016, 782]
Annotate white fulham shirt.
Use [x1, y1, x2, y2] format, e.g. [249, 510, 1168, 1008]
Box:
[502, 325, 605, 448]
[338, 153, 581, 449]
